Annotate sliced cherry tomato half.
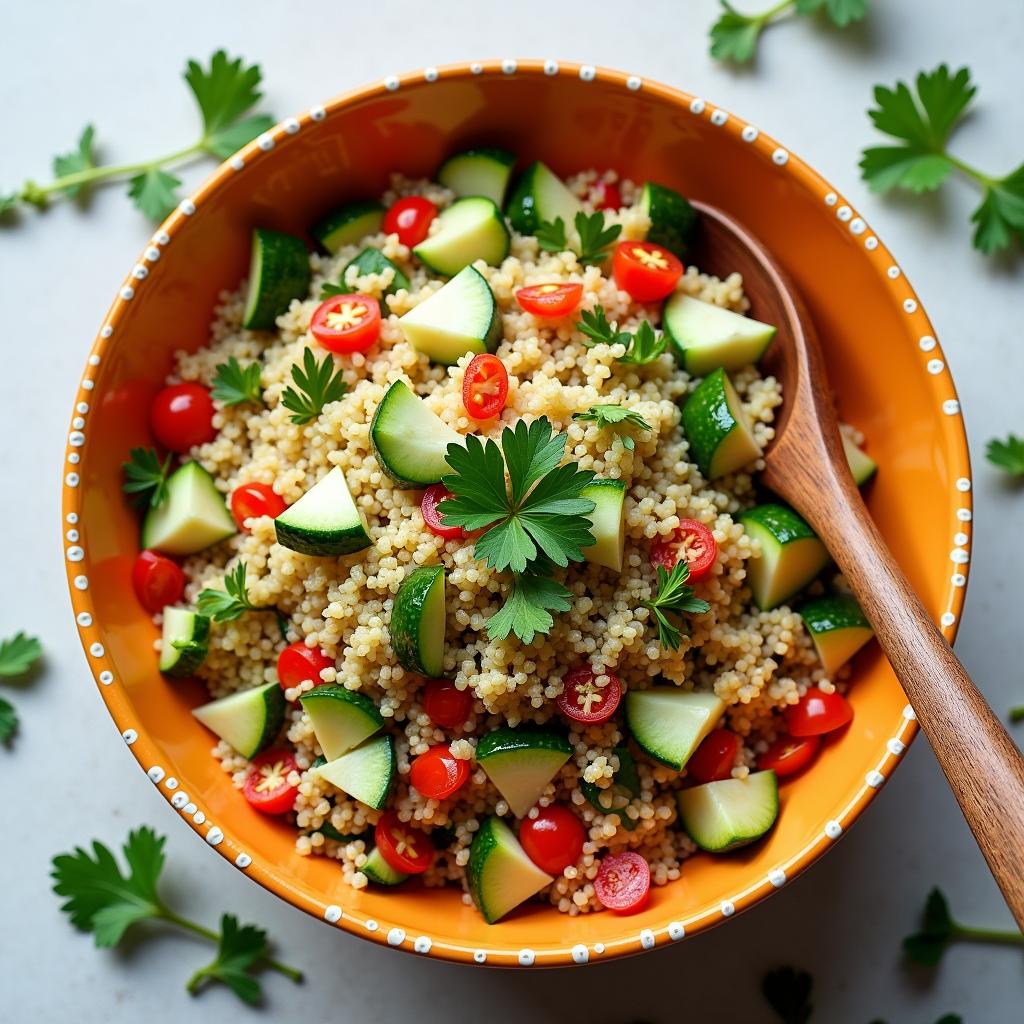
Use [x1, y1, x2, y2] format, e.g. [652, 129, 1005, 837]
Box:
[230, 482, 287, 532]
[785, 690, 854, 737]
[277, 641, 333, 692]
[462, 353, 509, 420]
[383, 196, 438, 248]
[310, 293, 381, 354]
[687, 728, 740, 784]
[649, 519, 719, 582]
[612, 240, 683, 303]
[375, 811, 434, 874]
[758, 734, 821, 777]
[150, 382, 216, 453]
[594, 851, 651, 913]
[132, 550, 185, 614]
[519, 806, 586, 875]
[242, 750, 300, 815]
[592, 180, 623, 211]
[421, 483, 465, 541]
[410, 745, 470, 800]
[515, 282, 584, 318]
[422, 678, 473, 728]
[557, 666, 621, 725]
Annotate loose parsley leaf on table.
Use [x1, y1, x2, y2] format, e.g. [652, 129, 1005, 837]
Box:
[53, 125, 97, 200]
[281, 347, 348, 425]
[573, 404, 653, 451]
[642, 558, 711, 650]
[762, 966, 813, 1024]
[0, 698, 18, 744]
[536, 211, 622, 265]
[986, 434, 1024, 477]
[0, 632, 43, 745]
[127, 168, 184, 222]
[51, 826, 302, 1004]
[860, 65, 1024, 254]
[122, 447, 173, 509]
[211, 356, 264, 406]
[577, 306, 667, 366]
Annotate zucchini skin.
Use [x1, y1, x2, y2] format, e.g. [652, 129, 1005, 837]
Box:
[475, 727, 572, 761]
[243, 229, 311, 330]
[390, 565, 445, 676]
[681, 368, 738, 477]
[273, 519, 372, 557]
[161, 614, 210, 678]
[504, 163, 543, 235]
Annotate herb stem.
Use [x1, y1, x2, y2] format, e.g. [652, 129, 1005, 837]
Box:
[161, 908, 303, 982]
[752, 0, 795, 24]
[943, 152, 999, 190]
[951, 923, 1024, 947]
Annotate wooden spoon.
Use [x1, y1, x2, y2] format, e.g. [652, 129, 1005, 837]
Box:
[688, 200, 1024, 929]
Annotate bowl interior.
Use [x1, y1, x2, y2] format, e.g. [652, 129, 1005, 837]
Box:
[66, 62, 969, 965]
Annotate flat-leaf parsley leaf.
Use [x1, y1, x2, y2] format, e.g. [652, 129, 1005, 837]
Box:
[281, 347, 348, 425]
[122, 447, 173, 509]
[211, 356, 264, 406]
[53, 125, 97, 200]
[536, 211, 622, 265]
[577, 306, 667, 365]
[643, 558, 711, 650]
[986, 434, 1024, 478]
[0, 632, 43, 745]
[485, 569, 574, 644]
[573, 404, 653, 451]
[186, 914, 271, 1006]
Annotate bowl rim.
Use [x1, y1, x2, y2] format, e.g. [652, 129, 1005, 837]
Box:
[61, 57, 972, 968]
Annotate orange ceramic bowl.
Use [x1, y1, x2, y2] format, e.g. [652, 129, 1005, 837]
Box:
[62, 60, 971, 968]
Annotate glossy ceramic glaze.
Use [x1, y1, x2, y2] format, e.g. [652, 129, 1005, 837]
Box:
[62, 60, 971, 968]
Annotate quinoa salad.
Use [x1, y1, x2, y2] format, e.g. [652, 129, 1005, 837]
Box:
[125, 149, 877, 923]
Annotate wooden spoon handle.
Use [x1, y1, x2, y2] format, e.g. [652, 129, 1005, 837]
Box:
[801, 475, 1024, 929]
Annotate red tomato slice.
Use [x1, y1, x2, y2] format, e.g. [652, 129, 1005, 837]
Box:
[383, 196, 437, 247]
[132, 550, 185, 614]
[230, 482, 287, 531]
[375, 811, 434, 874]
[150, 382, 216, 453]
[592, 180, 622, 211]
[785, 690, 854, 737]
[515, 282, 584, 318]
[594, 851, 651, 913]
[410, 745, 470, 800]
[421, 483, 465, 541]
[612, 241, 683, 302]
[519, 806, 585, 874]
[462, 353, 509, 420]
[686, 728, 740, 784]
[310, 293, 381, 353]
[422, 678, 473, 728]
[557, 666, 621, 725]
[758, 734, 821, 777]
[649, 519, 719, 582]
[277, 641, 333, 692]
[242, 750, 299, 815]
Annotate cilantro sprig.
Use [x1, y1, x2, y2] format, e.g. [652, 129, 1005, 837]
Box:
[51, 826, 302, 1006]
[577, 306, 668, 365]
[642, 559, 711, 650]
[536, 211, 622, 266]
[902, 886, 1023, 967]
[3, 51, 274, 224]
[281, 347, 348, 425]
[860, 65, 1024, 254]
[573, 404, 653, 451]
[211, 356, 264, 407]
[197, 562, 289, 638]
[122, 447, 173, 509]
[710, 0, 868, 64]
[0, 632, 43, 745]
[986, 434, 1024, 478]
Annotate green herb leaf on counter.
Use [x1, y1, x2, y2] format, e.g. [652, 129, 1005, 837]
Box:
[903, 886, 1024, 966]
[577, 306, 667, 365]
[709, 0, 869, 64]
[1010, 706, 1024, 724]
[211, 356, 264, 406]
[0, 697, 17, 743]
[3, 50, 273, 225]
[51, 826, 302, 1004]
[642, 558, 711, 650]
[281, 347, 348, 425]
[122, 447, 173, 509]
[485, 569, 573, 644]
[861, 65, 1024, 254]
[762, 965, 813, 1024]
[986, 434, 1024, 477]
[536, 211, 622, 266]
[0, 632, 43, 677]
[573, 404, 653, 451]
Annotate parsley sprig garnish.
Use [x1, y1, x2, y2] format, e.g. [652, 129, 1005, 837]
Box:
[51, 826, 302, 1005]
[642, 559, 710, 649]
[536, 211, 622, 266]
[0, 632, 43, 745]
[281, 348, 348, 425]
[122, 447, 173, 509]
[485, 569, 574, 644]
[860, 65, 1024, 254]
[573, 404, 653, 451]
[3, 51, 274, 224]
[986, 434, 1024, 478]
[211, 357, 264, 406]
[709, 0, 868, 64]
[577, 306, 668, 365]
[902, 886, 1023, 967]
[197, 563, 289, 638]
